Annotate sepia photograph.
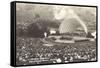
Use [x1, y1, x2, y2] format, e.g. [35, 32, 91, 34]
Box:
[15, 2, 97, 66]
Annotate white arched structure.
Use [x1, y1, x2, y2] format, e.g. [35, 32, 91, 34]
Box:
[59, 18, 84, 33]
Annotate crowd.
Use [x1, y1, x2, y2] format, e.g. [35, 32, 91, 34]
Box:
[16, 37, 96, 65]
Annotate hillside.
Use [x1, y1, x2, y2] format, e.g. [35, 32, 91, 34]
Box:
[16, 3, 96, 35]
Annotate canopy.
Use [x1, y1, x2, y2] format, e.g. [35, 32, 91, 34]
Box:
[59, 18, 82, 33]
